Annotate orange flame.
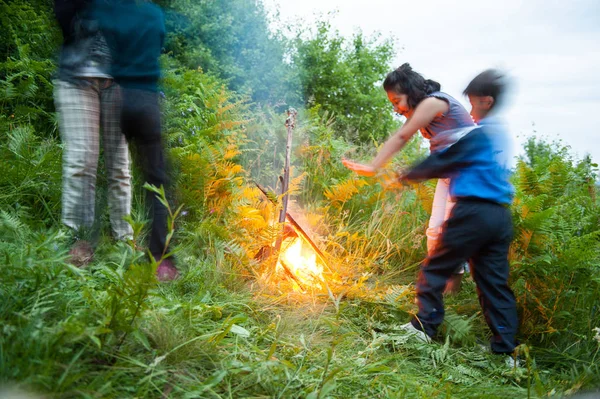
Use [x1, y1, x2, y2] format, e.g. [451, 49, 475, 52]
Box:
[277, 237, 324, 291]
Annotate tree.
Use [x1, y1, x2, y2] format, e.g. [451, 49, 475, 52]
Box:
[158, 0, 300, 106]
[293, 21, 399, 144]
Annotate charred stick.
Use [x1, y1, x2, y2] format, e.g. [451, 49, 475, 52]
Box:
[279, 258, 306, 291]
[254, 182, 332, 273]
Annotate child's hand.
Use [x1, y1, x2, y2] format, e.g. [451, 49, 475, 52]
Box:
[380, 169, 409, 190]
[342, 159, 377, 177]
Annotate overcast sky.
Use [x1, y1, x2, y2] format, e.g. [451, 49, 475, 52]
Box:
[264, 0, 600, 164]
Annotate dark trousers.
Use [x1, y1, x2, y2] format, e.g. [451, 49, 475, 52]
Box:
[120, 88, 169, 258]
[411, 198, 518, 354]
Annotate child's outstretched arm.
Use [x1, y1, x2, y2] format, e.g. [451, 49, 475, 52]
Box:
[343, 97, 449, 176]
[401, 128, 482, 182]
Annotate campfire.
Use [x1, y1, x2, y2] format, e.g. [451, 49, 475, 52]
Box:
[255, 108, 330, 293]
[275, 215, 326, 292]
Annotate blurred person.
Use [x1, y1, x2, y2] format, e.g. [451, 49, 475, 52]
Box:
[92, 0, 178, 281]
[343, 63, 475, 293]
[396, 70, 519, 364]
[53, 0, 133, 266]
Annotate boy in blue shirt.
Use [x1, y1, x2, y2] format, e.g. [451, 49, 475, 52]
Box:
[399, 70, 519, 359]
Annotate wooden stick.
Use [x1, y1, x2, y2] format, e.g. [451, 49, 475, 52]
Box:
[254, 182, 333, 274]
[273, 108, 297, 256]
[279, 108, 297, 223]
[279, 258, 306, 292]
[284, 212, 333, 274]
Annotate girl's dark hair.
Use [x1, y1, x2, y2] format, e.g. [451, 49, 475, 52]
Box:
[463, 69, 506, 109]
[383, 63, 441, 109]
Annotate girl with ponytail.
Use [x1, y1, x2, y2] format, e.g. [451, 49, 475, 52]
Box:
[343, 63, 475, 292]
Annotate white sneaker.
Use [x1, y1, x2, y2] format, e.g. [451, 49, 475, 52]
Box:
[505, 355, 522, 369]
[399, 322, 431, 343]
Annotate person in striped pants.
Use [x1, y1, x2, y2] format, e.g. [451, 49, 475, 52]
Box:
[54, 0, 132, 266]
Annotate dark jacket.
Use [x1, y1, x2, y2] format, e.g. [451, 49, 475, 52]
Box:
[92, 0, 165, 92]
[54, 0, 111, 82]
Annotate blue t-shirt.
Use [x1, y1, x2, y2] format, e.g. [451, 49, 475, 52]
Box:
[448, 120, 514, 205]
[403, 116, 514, 205]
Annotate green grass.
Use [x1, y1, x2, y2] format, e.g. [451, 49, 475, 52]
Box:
[1, 222, 598, 398]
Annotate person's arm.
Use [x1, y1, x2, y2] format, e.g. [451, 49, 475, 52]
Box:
[372, 97, 448, 168]
[343, 97, 449, 176]
[401, 128, 481, 182]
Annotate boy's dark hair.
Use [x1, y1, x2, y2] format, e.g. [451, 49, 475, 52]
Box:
[383, 63, 441, 109]
[463, 69, 506, 109]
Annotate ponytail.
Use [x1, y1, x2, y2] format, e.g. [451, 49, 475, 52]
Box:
[424, 79, 441, 94]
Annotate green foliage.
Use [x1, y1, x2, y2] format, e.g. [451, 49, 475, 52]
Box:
[0, 0, 62, 225]
[510, 138, 600, 375]
[159, 0, 300, 106]
[0, 189, 164, 395]
[293, 21, 399, 143]
[158, 2, 400, 143]
[162, 61, 248, 220]
[0, 125, 62, 226]
[0, 0, 60, 135]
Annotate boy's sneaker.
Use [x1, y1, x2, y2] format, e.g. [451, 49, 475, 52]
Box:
[480, 345, 523, 369]
[505, 354, 522, 369]
[156, 258, 179, 282]
[399, 322, 431, 343]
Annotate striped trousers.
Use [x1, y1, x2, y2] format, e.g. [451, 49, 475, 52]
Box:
[54, 78, 132, 239]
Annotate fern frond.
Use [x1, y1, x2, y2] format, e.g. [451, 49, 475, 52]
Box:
[324, 178, 367, 206]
